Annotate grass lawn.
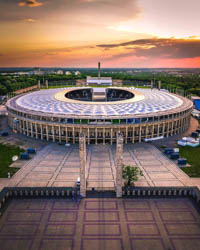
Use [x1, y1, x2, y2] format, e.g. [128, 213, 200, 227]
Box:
[179, 146, 200, 177]
[0, 143, 24, 178]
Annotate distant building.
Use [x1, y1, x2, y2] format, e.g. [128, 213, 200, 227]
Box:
[56, 70, 63, 75]
[86, 62, 112, 86]
[86, 76, 112, 86]
[32, 68, 44, 76]
[17, 72, 30, 76]
[1, 72, 29, 76]
[74, 71, 81, 76]
[65, 71, 71, 75]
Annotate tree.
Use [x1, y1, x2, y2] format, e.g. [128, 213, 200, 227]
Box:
[0, 84, 7, 95]
[122, 165, 143, 186]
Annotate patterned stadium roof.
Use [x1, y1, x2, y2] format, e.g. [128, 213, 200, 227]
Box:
[9, 87, 185, 118]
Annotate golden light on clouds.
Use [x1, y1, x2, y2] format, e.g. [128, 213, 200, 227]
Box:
[107, 25, 134, 33]
[0, 0, 200, 67]
[18, 0, 43, 8]
[25, 18, 36, 23]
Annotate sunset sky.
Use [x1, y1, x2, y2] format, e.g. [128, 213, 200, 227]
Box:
[1, 0, 200, 67]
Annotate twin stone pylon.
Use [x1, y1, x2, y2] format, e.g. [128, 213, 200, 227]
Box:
[79, 132, 124, 198]
[79, 133, 87, 197]
[116, 132, 124, 198]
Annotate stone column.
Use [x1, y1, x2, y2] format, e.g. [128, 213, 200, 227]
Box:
[103, 128, 105, 145]
[125, 127, 128, 144]
[116, 132, 123, 198]
[167, 122, 170, 137]
[173, 121, 176, 135]
[111, 128, 113, 145]
[176, 120, 179, 133]
[59, 126, 61, 143]
[157, 124, 160, 137]
[73, 127, 75, 144]
[145, 126, 148, 139]
[139, 126, 142, 143]
[36, 124, 38, 139]
[151, 79, 154, 89]
[41, 124, 43, 140]
[31, 122, 33, 137]
[171, 121, 174, 136]
[162, 122, 165, 137]
[46, 125, 49, 141]
[88, 128, 90, 144]
[45, 80, 48, 89]
[26, 121, 29, 136]
[52, 126, 55, 142]
[95, 128, 98, 145]
[151, 125, 154, 138]
[181, 118, 184, 132]
[132, 127, 135, 143]
[79, 133, 86, 197]
[20, 120, 23, 134]
[38, 80, 41, 90]
[65, 127, 68, 143]
[181, 117, 183, 131]
[178, 119, 181, 133]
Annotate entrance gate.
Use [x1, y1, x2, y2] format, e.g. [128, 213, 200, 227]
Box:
[79, 133, 124, 197]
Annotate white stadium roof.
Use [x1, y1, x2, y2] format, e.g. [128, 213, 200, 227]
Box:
[7, 87, 188, 118]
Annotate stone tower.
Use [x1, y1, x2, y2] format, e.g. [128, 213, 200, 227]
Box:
[79, 133, 86, 197]
[45, 80, 48, 89]
[38, 80, 41, 90]
[116, 132, 124, 197]
[98, 62, 101, 79]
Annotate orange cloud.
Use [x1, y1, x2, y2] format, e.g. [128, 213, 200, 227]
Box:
[1, 36, 200, 67]
[25, 18, 36, 22]
[97, 37, 200, 59]
[18, 0, 43, 8]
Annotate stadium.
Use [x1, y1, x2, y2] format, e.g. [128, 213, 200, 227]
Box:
[6, 87, 193, 144]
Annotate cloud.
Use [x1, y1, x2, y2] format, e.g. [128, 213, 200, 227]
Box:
[96, 38, 200, 59]
[25, 18, 36, 22]
[18, 0, 43, 7]
[0, 0, 140, 28]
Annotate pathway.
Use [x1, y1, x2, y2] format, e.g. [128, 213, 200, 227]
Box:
[0, 143, 199, 190]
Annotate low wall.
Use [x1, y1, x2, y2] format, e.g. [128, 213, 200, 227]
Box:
[0, 187, 80, 216]
[122, 186, 200, 199]
[0, 186, 200, 216]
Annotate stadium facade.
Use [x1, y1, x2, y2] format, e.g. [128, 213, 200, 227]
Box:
[6, 87, 193, 144]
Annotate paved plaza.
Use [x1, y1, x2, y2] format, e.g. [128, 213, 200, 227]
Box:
[0, 197, 200, 250]
[123, 143, 190, 187]
[1, 142, 199, 190]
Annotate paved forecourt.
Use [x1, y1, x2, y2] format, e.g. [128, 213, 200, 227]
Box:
[0, 197, 200, 250]
[1, 142, 198, 190]
[123, 143, 190, 187]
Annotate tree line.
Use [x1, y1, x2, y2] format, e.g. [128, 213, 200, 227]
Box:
[0, 71, 200, 96]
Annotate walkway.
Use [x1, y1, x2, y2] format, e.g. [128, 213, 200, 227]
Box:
[0, 143, 200, 190]
[87, 145, 115, 190]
